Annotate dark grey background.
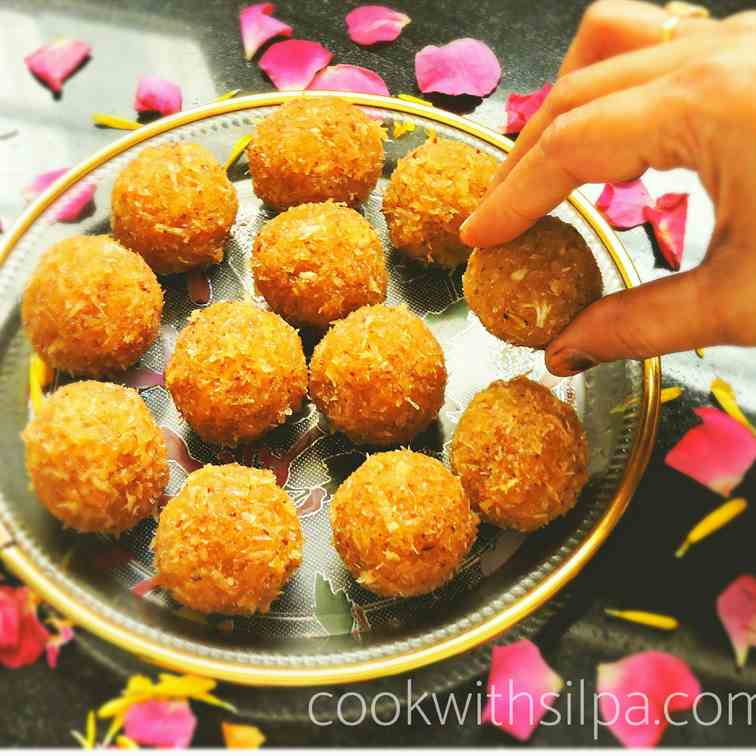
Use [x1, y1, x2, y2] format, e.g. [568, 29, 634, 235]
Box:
[1, 0, 755, 747]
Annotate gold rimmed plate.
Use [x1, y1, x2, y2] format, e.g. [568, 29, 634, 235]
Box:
[0, 92, 660, 687]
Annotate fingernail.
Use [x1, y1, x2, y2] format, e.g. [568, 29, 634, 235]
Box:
[546, 347, 597, 377]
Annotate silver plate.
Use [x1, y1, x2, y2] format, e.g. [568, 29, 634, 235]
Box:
[0, 92, 659, 687]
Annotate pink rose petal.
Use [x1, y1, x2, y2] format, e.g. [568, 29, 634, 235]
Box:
[53, 181, 96, 222]
[124, 698, 197, 749]
[0, 587, 50, 669]
[45, 623, 74, 669]
[259, 39, 333, 91]
[597, 651, 701, 748]
[416, 38, 501, 97]
[23, 168, 69, 202]
[502, 82, 553, 134]
[643, 192, 688, 270]
[24, 39, 91, 93]
[596, 179, 653, 230]
[134, 75, 183, 116]
[239, 3, 293, 60]
[308, 64, 389, 96]
[716, 574, 756, 668]
[482, 639, 563, 741]
[346, 5, 411, 45]
[665, 407, 756, 496]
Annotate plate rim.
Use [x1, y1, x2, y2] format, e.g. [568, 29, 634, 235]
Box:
[0, 91, 661, 687]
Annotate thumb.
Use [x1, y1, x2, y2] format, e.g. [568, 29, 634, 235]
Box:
[545, 266, 720, 376]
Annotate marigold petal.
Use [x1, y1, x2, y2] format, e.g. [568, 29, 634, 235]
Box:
[258, 39, 332, 90]
[397, 93, 433, 106]
[308, 64, 389, 96]
[222, 722, 266, 749]
[643, 192, 688, 270]
[92, 113, 141, 130]
[346, 5, 411, 45]
[675, 498, 748, 558]
[415, 38, 501, 97]
[502, 82, 552, 134]
[482, 639, 563, 741]
[224, 133, 254, 171]
[240, 3, 292, 60]
[597, 651, 701, 747]
[216, 88, 242, 101]
[134, 75, 182, 116]
[716, 574, 756, 668]
[596, 179, 652, 229]
[605, 608, 679, 631]
[665, 407, 756, 496]
[711, 377, 756, 435]
[25, 38, 91, 93]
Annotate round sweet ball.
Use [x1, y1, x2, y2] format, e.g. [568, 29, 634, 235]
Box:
[383, 137, 498, 268]
[252, 201, 387, 329]
[165, 301, 307, 446]
[111, 142, 238, 274]
[309, 304, 447, 446]
[330, 450, 478, 597]
[451, 376, 589, 532]
[247, 96, 385, 210]
[22, 381, 168, 533]
[22, 235, 163, 376]
[154, 464, 303, 614]
[464, 216, 603, 348]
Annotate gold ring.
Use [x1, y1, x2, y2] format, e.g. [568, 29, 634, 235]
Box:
[662, 1, 711, 42]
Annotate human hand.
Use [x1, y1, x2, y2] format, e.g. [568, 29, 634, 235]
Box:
[460, 0, 756, 376]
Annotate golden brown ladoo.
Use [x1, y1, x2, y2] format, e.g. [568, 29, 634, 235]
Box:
[112, 142, 238, 274]
[309, 304, 447, 446]
[464, 216, 603, 348]
[383, 137, 498, 268]
[451, 376, 589, 532]
[165, 301, 307, 446]
[252, 201, 387, 329]
[154, 464, 303, 614]
[22, 235, 163, 376]
[247, 97, 385, 209]
[22, 381, 168, 533]
[330, 450, 478, 597]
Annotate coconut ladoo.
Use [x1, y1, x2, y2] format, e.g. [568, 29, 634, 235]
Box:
[451, 376, 589, 532]
[309, 304, 447, 446]
[165, 301, 307, 446]
[464, 215, 603, 348]
[21, 235, 163, 377]
[383, 137, 498, 268]
[330, 450, 478, 597]
[252, 201, 387, 329]
[154, 464, 303, 614]
[246, 96, 385, 209]
[112, 142, 238, 274]
[22, 381, 168, 534]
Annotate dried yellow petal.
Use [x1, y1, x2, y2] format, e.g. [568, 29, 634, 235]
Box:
[695, 347, 705, 358]
[610, 386, 682, 414]
[115, 736, 139, 750]
[392, 119, 416, 139]
[711, 377, 756, 435]
[398, 93, 433, 106]
[225, 133, 254, 172]
[605, 608, 679, 631]
[222, 722, 266, 749]
[216, 88, 241, 101]
[675, 497, 748, 558]
[28, 353, 54, 413]
[92, 113, 141, 130]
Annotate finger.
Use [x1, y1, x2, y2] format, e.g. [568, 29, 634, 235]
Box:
[460, 78, 688, 248]
[544, 267, 718, 375]
[490, 31, 730, 193]
[560, 0, 716, 76]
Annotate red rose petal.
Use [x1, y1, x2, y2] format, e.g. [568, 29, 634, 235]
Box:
[643, 193, 688, 270]
[665, 407, 756, 496]
[24, 38, 91, 93]
[134, 75, 183, 116]
[308, 64, 389, 96]
[482, 639, 563, 741]
[596, 179, 653, 230]
[415, 38, 501, 97]
[23, 168, 69, 202]
[502, 82, 552, 134]
[258, 39, 332, 91]
[239, 3, 293, 60]
[53, 181, 96, 223]
[346, 5, 411, 46]
[597, 651, 701, 748]
[0, 587, 50, 669]
[124, 699, 197, 749]
[0, 590, 21, 649]
[716, 574, 756, 668]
